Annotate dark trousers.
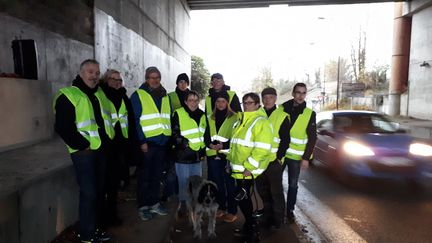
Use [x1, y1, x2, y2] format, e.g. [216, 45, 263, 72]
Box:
[235, 179, 255, 228]
[285, 158, 301, 212]
[256, 161, 286, 225]
[136, 144, 167, 208]
[71, 150, 106, 240]
[104, 141, 123, 221]
[208, 158, 237, 214]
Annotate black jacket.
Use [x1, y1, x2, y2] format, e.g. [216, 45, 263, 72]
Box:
[171, 106, 206, 163]
[207, 85, 242, 113]
[281, 99, 317, 161]
[54, 75, 110, 151]
[264, 105, 291, 161]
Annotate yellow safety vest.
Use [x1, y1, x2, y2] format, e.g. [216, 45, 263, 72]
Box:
[175, 107, 206, 151]
[168, 91, 182, 111]
[206, 114, 238, 156]
[228, 109, 273, 179]
[136, 89, 172, 138]
[118, 99, 129, 138]
[95, 88, 116, 140]
[264, 106, 290, 161]
[285, 108, 313, 161]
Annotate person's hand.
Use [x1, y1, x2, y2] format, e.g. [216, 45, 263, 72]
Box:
[214, 143, 223, 151]
[140, 143, 148, 153]
[301, 159, 309, 170]
[243, 170, 252, 177]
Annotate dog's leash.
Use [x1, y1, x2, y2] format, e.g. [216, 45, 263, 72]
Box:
[230, 170, 262, 218]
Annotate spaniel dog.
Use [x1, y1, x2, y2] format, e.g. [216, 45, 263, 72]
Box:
[187, 175, 219, 239]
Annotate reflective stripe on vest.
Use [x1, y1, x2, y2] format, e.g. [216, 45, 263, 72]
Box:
[118, 99, 129, 138]
[137, 89, 171, 138]
[266, 106, 290, 161]
[55, 87, 101, 153]
[206, 114, 238, 156]
[176, 107, 206, 151]
[94, 88, 116, 140]
[205, 90, 235, 117]
[285, 107, 313, 160]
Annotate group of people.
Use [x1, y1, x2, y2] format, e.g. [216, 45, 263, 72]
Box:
[54, 59, 317, 243]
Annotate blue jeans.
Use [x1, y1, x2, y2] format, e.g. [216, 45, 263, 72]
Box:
[175, 162, 202, 202]
[207, 158, 237, 214]
[71, 150, 106, 240]
[136, 144, 167, 208]
[285, 158, 301, 211]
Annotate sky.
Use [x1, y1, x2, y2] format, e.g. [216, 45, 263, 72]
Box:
[190, 2, 395, 93]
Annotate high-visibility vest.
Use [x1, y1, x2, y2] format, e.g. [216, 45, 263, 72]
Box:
[54, 86, 101, 153]
[228, 109, 273, 179]
[118, 99, 129, 138]
[94, 88, 116, 140]
[265, 106, 290, 161]
[168, 91, 182, 111]
[206, 114, 238, 156]
[136, 89, 171, 138]
[175, 107, 206, 151]
[205, 90, 235, 117]
[285, 107, 313, 161]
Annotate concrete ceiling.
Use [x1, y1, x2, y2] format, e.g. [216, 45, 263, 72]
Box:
[187, 0, 399, 10]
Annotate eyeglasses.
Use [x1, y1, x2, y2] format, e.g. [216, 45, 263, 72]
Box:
[294, 91, 307, 95]
[242, 101, 256, 105]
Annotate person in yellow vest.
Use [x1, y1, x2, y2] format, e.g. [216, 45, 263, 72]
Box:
[130, 66, 171, 221]
[99, 69, 137, 226]
[204, 91, 239, 223]
[281, 83, 317, 223]
[228, 92, 273, 243]
[54, 59, 112, 243]
[171, 91, 206, 216]
[168, 73, 190, 111]
[256, 87, 291, 229]
[205, 73, 242, 118]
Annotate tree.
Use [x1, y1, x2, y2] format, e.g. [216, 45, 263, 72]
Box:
[191, 55, 210, 100]
[324, 58, 352, 83]
[250, 67, 274, 92]
[351, 29, 367, 83]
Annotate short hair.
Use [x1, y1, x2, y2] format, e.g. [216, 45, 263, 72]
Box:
[292, 82, 307, 92]
[80, 59, 99, 70]
[145, 66, 161, 79]
[242, 92, 260, 104]
[100, 69, 121, 84]
[211, 73, 224, 81]
[185, 90, 199, 101]
[261, 87, 277, 97]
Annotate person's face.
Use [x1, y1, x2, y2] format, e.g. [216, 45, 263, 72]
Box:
[146, 72, 161, 89]
[262, 94, 277, 109]
[186, 95, 199, 111]
[212, 78, 224, 91]
[215, 98, 228, 111]
[292, 86, 307, 104]
[80, 63, 100, 89]
[177, 80, 188, 91]
[107, 72, 123, 90]
[242, 97, 259, 112]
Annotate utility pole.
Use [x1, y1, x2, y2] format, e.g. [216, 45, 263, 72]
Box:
[336, 56, 340, 110]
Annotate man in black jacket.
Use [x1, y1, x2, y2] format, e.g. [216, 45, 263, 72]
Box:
[54, 59, 111, 242]
[281, 83, 317, 224]
[205, 73, 242, 117]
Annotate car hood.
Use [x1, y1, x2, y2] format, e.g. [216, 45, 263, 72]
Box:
[341, 133, 414, 155]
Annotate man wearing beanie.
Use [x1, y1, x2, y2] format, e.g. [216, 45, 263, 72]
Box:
[256, 87, 291, 229]
[168, 73, 190, 111]
[205, 73, 241, 117]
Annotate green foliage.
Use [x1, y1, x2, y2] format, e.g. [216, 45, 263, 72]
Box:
[190, 55, 210, 100]
[250, 67, 274, 92]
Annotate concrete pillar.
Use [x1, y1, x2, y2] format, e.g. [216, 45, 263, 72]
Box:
[388, 2, 412, 116]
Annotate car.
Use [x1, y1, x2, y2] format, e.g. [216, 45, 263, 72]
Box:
[313, 110, 432, 181]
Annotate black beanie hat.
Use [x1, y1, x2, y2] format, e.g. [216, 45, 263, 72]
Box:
[176, 73, 190, 85]
[214, 90, 230, 101]
[261, 87, 277, 97]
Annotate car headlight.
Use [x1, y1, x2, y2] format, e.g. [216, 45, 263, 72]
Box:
[409, 143, 432, 156]
[343, 141, 375, 156]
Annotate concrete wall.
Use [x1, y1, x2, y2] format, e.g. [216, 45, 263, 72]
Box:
[0, 78, 53, 152]
[403, 1, 432, 119]
[94, 0, 191, 93]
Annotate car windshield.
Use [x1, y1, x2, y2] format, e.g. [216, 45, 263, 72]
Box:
[334, 113, 398, 133]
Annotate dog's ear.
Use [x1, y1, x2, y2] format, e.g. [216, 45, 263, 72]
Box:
[197, 185, 207, 204]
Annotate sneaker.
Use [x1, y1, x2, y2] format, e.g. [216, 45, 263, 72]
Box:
[222, 213, 238, 223]
[150, 204, 168, 216]
[139, 208, 153, 221]
[216, 210, 226, 218]
[95, 229, 111, 242]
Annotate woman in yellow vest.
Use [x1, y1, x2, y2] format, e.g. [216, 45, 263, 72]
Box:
[99, 69, 137, 226]
[204, 91, 238, 223]
[171, 91, 206, 216]
[228, 92, 273, 243]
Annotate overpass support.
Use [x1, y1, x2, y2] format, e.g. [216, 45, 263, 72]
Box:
[388, 2, 411, 116]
